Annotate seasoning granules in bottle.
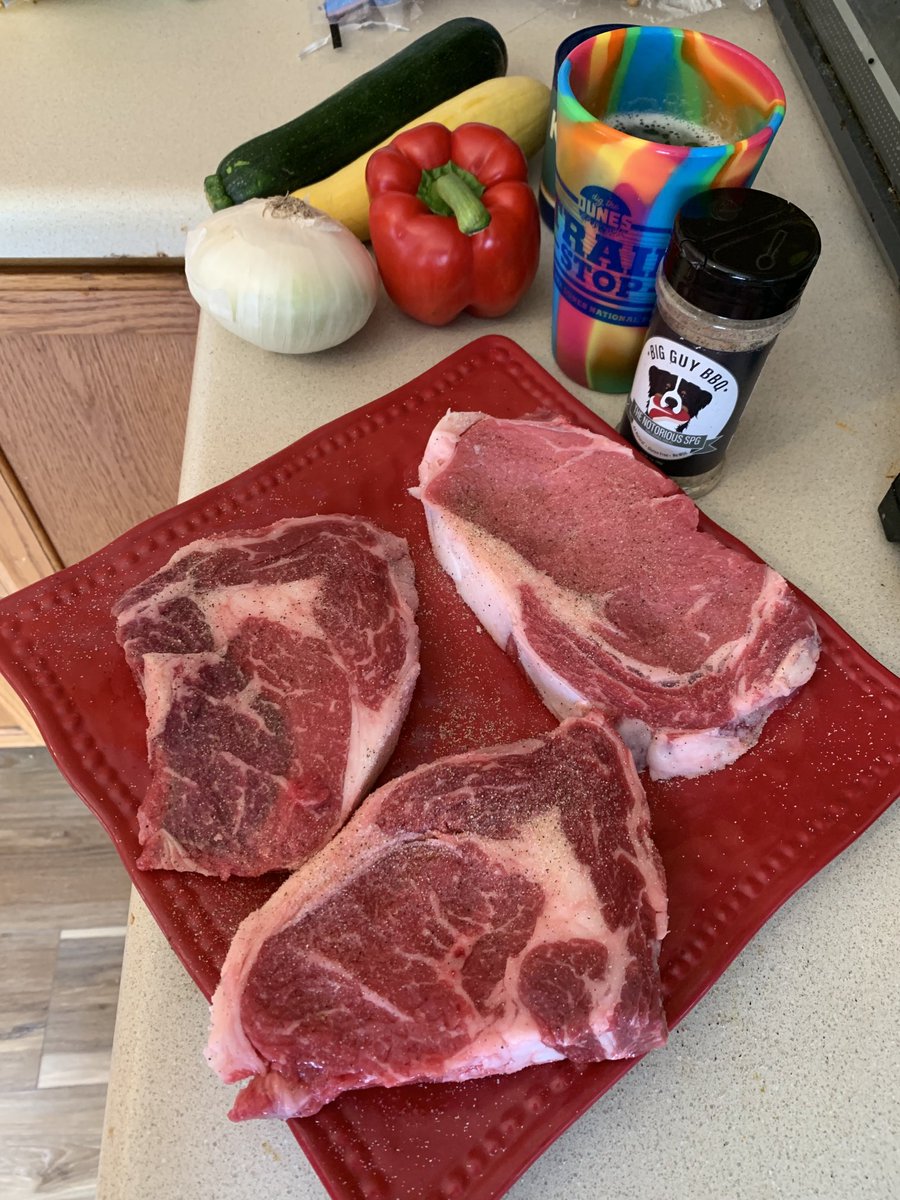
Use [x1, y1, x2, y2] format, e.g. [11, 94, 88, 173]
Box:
[619, 187, 821, 498]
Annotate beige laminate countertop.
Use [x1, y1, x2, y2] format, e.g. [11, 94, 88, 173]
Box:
[3, 0, 416, 258]
[95, 3, 899, 1199]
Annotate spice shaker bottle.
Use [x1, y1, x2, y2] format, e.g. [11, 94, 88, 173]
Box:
[619, 188, 821, 497]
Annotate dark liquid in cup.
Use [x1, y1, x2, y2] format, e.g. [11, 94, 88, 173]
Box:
[604, 112, 725, 147]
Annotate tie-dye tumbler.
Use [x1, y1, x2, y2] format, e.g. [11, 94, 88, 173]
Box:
[552, 26, 786, 393]
[539, 24, 631, 229]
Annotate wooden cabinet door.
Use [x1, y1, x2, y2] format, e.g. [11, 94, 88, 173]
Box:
[0, 449, 57, 744]
[0, 266, 197, 744]
[0, 267, 197, 566]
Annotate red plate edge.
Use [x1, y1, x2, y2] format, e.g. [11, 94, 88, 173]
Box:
[0, 334, 898, 1200]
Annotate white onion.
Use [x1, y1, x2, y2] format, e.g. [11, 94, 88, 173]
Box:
[184, 196, 379, 354]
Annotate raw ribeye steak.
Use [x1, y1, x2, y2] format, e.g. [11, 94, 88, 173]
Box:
[207, 715, 668, 1120]
[416, 412, 819, 780]
[113, 516, 419, 878]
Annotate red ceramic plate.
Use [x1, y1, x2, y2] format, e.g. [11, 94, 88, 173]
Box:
[1, 336, 898, 1200]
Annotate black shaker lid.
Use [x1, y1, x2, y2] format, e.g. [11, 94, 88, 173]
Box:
[663, 188, 821, 320]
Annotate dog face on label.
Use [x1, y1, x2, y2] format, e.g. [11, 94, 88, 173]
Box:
[646, 366, 713, 432]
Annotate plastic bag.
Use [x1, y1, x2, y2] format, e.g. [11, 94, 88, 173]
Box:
[625, 0, 724, 16]
[323, 0, 414, 26]
[301, 0, 423, 56]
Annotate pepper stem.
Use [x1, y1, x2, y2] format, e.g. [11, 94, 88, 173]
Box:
[418, 162, 491, 235]
[433, 173, 491, 235]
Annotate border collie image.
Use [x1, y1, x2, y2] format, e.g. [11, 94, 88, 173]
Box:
[646, 366, 712, 433]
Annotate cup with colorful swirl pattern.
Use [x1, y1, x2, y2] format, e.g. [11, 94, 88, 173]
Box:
[552, 26, 786, 394]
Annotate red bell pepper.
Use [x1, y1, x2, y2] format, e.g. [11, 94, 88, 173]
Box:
[365, 122, 540, 326]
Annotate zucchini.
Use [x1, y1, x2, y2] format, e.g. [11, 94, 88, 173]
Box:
[295, 77, 552, 241]
[204, 18, 508, 211]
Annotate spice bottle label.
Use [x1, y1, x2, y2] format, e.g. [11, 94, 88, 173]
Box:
[625, 335, 739, 462]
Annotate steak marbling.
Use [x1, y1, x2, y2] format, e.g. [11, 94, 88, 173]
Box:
[207, 715, 668, 1120]
[113, 515, 420, 878]
[416, 412, 819, 779]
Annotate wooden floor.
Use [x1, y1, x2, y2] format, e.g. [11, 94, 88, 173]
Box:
[0, 748, 131, 1200]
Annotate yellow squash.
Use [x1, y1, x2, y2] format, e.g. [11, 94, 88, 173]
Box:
[294, 75, 551, 241]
